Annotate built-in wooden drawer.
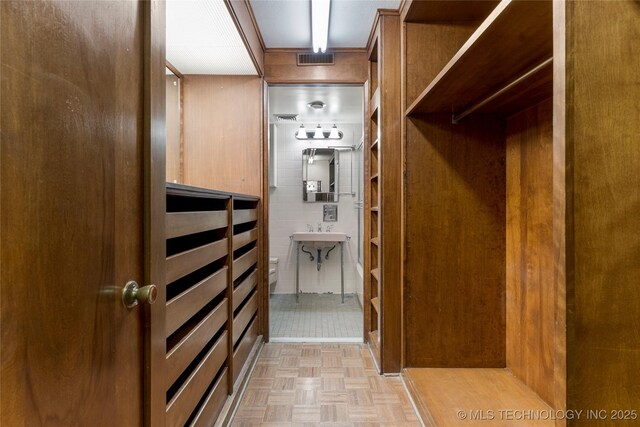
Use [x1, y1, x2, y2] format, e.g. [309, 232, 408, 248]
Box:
[233, 269, 258, 312]
[233, 248, 258, 281]
[166, 331, 228, 427]
[166, 211, 228, 239]
[166, 239, 228, 283]
[166, 267, 227, 337]
[165, 299, 227, 390]
[233, 293, 257, 345]
[233, 228, 258, 251]
[190, 368, 228, 427]
[233, 209, 258, 226]
[233, 316, 258, 386]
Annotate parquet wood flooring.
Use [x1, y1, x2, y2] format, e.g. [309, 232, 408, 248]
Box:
[231, 344, 421, 426]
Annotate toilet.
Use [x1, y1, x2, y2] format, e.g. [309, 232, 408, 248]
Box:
[269, 257, 278, 293]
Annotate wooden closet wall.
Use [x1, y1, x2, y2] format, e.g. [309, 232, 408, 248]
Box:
[364, 10, 402, 374]
[397, 0, 639, 424]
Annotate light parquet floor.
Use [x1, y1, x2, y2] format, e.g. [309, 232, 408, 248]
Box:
[231, 343, 421, 426]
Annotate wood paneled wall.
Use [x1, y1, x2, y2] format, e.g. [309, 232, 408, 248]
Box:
[563, 0, 640, 416]
[182, 75, 262, 196]
[404, 23, 477, 106]
[403, 19, 507, 368]
[264, 50, 368, 84]
[506, 99, 555, 406]
[405, 114, 506, 367]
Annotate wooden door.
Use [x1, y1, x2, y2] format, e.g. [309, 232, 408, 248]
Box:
[1, 1, 157, 425]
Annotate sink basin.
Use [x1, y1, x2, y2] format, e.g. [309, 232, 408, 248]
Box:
[291, 232, 349, 303]
[291, 232, 348, 242]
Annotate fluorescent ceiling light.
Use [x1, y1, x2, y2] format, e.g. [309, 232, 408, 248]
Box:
[313, 125, 324, 139]
[312, 0, 330, 53]
[328, 124, 340, 139]
[296, 124, 308, 139]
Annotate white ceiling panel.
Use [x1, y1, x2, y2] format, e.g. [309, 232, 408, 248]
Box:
[167, 0, 257, 75]
[269, 85, 364, 124]
[250, 0, 401, 49]
[250, 0, 313, 48]
[330, 0, 401, 47]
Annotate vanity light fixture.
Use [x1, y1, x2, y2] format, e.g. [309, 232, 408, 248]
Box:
[313, 124, 324, 139]
[328, 124, 340, 139]
[296, 124, 308, 139]
[311, 0, 331, 53]
[295, 124, 343, 140]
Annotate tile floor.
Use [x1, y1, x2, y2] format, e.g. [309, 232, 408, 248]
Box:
[231, 343, 422, 426]
[269, 294, 363, 340]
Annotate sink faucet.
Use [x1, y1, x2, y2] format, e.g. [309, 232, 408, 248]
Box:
[306, 224, 314, 232]
[317, 223, 322, 232]
[326, 224, 334, 232]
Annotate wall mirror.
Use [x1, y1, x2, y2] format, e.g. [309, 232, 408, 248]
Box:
[165, 66, 181, 183]
[302, 148, 338, 202]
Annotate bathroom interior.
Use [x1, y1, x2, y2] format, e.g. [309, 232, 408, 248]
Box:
[3, 0, 638, 425]
[267, 85, 365, 342]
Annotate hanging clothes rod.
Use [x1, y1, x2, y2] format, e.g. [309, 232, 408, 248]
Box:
[452, 57, 553, 124]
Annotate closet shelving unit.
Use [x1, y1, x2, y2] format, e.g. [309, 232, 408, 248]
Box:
[405, 0, 553, 119]
[363, 9, 402, 374]
[366, 33, 381, 365]
[164, 184, 261, 426]
[402, 0, 558, 423]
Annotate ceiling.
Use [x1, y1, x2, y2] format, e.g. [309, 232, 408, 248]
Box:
[269, 85, 364, 124]
[250, 0, 401, 49]
[166, 0, 257, 75]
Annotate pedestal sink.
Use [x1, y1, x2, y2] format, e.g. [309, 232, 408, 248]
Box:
[291, 232, 349, 303]
[291, 232, 348, 245]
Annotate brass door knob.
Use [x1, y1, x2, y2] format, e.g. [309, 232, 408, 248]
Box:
[122, 280, 157, 308]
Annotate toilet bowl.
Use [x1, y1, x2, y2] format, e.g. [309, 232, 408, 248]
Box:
[269, 257, 278, 293]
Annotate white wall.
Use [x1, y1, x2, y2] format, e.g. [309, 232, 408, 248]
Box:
[269, 123, 362, 296]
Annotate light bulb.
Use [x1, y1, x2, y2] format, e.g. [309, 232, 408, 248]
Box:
[328, 124, 340, 139]
[313, 125, 324, 139]
[296, 124, 307, 139]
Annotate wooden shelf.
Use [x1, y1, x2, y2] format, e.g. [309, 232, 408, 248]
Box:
[406, 0, 552, 118]
[370, 139, 378, 150]
[371, 297, 380, 315]
[370, 173, 378, 181]
[370, 207, 379, 212]
[371, 268, 379, 281]
[403, 368, 553, 426]
[371, 237, 379, 246]
[370, 87, 380, 118]
[403, 0, 499, 23]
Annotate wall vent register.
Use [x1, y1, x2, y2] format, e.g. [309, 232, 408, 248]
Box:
[297, 53, 335, 66]
[273, 113, 298, 122]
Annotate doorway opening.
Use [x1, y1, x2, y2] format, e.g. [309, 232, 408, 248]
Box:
[267, 84, 365, 342]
